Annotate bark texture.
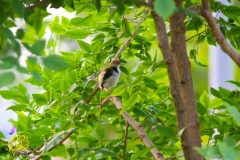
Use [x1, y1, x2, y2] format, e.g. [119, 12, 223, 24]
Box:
[150, 0, 203, 159]
[169, 0, 202, 159]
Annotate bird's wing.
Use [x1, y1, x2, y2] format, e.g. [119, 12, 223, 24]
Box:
[98, 70, 106, 89]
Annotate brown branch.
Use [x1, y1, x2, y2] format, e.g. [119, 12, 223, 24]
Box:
[85, 9, 149, 103]
[200, 2, 240, 66]
[169, 0, 202, 159]
[101, 96, 164, 160]
[85, 85, 99, 104]
[201, 0, 210, 10]
[150, 0, 203, 159]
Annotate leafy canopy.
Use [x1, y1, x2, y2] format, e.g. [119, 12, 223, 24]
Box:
[0, 0, 240, 159]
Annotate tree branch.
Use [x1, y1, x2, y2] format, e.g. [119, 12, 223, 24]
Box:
[85, 9, 149, 103]
[101, 96, 164, 160]
[200, 2, 240, 66]
[29, 128, 76, 160]
[201, 0, 210, 10]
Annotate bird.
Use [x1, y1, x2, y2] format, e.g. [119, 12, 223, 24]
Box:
[98, 59, 122, 93]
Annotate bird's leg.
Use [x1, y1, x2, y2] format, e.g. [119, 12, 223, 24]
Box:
[105, 88, 112, 95]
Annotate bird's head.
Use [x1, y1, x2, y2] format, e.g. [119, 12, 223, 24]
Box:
[110, 59, 122, 67]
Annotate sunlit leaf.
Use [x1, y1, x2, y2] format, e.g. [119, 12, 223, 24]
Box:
[43, 55, 69, 71]
[0, 72, 15, 87]
[154, 0, 176, 20]
[226, 104, 240, 126]
[123, 93, 141, 110]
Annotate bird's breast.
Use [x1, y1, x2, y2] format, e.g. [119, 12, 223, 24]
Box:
[103, 67, 120, 89]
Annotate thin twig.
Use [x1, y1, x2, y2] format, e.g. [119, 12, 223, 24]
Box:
[185, 29, 208, 42]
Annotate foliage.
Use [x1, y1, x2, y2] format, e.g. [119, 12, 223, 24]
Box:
[0, 0, 239, 159]
[196, 81, 240, 159]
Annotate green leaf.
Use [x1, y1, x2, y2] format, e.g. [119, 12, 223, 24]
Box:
[153, 0, 176, 20]
[199, 91, 210, 108]
[24, 39, 46, 55]
[131, 147, 154, 159]
[78, 40, 92, 52]
[112, 84, 126, 96]
[226, 104, 240, 126]
[12, 0, 25, 17]
[222, 6, 240, 17]
[33, 93, 48, 105]
[0, 131, 4, 139]
[66, 29, 89, 39]
[70, 15, 93, 26]
[96, 124, 105, 139]
[218, 142, 237, 160]
[123, 93, 140, 110]
[60, 77, 71, 93]
[17, 112, 31, 131]
[7, 104, 28, 112]
[33, 127, 51, 137]
[43, 55, 69, 71]
[0, 85, 29, 103]
[0, 72, 15, 87]
[227, 80, 240, 88]
[37, 118, 57, 126]
[210, 88, 221, 98]
[196, 146, 221, 159]
[122, 18, 131, 36]
[111, 0, 125, 15]
[186, 17, 203, 31]
[48, 145, 67, 157]
[31, 39, 46, 55]
[0, 56, 18, 69]
[156, 125, 175, 137]
[190, 49, 207, 67]
[16, 29, 24, 39]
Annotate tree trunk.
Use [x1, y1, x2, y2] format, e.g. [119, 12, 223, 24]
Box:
[150, 0, 203, 159]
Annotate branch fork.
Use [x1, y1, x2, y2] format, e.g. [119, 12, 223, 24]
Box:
[101, 96, 164, 160]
